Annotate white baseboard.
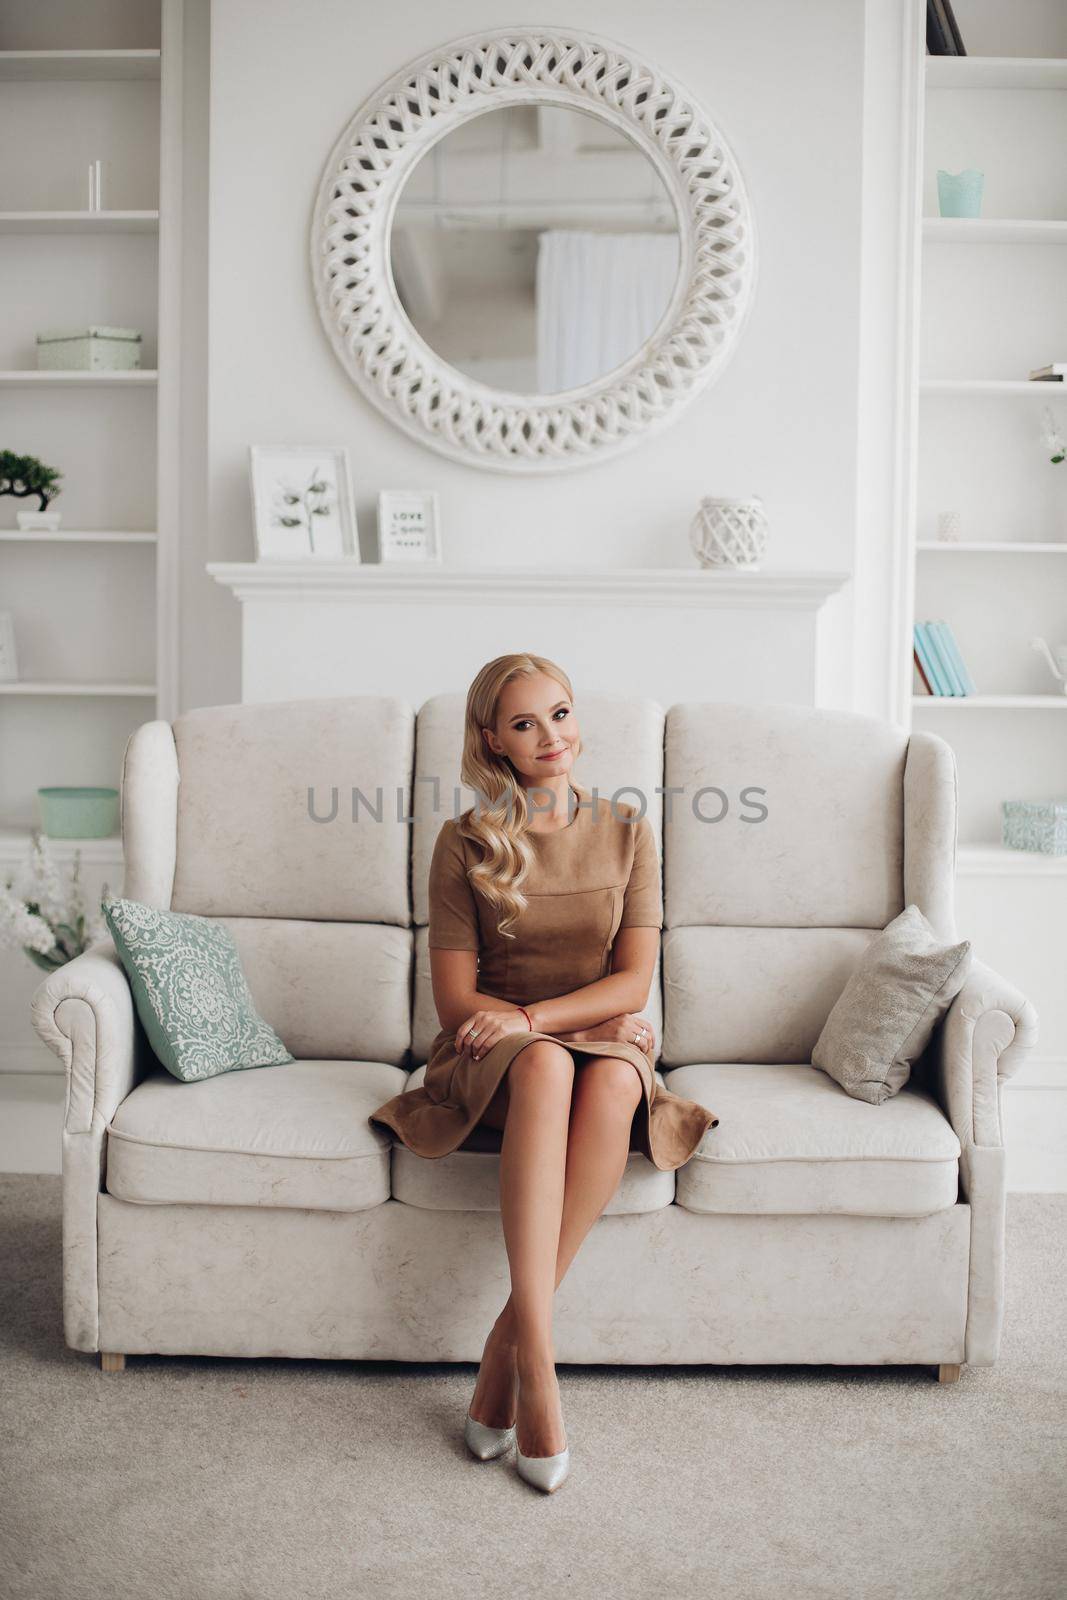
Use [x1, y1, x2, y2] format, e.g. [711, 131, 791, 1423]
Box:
[3, 1065, 1065, 1188]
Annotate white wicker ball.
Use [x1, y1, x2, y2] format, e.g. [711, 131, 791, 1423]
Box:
[690, 496, 768, 569]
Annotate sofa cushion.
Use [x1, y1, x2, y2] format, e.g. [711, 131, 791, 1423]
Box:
[663, 1063, 960, 1216]
[105, 1060, 408, 1211]
[388, 1065, 676, 1214]
[167, 696, 413, 922]
[811, 903, 972, 1104]
[223, 916, 412, 1066]
[662, 924, 879, 1066]
[663, 702, 908, 929]
[101, 896, 294, 1083]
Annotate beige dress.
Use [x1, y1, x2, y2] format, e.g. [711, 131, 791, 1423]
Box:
[367, 783, 719, 1172]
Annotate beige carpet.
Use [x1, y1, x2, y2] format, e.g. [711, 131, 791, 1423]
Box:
[1, 1176, 1064, 1600]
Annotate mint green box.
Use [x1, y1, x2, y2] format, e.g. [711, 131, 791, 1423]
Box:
[36, 325, 142, 371]
[37, 786, 119, 839]
[1002, 799, 1067, 856]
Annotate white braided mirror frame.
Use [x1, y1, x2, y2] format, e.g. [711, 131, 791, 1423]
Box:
[309, 28, 758, 474]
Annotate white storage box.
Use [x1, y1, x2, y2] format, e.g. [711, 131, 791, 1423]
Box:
[35, 325, 142, 372]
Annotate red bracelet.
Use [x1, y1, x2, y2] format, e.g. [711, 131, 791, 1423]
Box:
[517, 1005, 533, 1031]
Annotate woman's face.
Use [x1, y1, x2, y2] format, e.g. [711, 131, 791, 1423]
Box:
[482, 672, 580, 789]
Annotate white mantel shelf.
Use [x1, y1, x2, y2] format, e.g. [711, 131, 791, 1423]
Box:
[208, 561, 850, 709]
[206, 563, 850, 612]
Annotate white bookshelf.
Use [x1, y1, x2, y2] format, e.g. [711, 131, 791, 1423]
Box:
[0, 0, 180, 861]
[908, 13, 1067, 864]
[902, 4, 1067, 1159]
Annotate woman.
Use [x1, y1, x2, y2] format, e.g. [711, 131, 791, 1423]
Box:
[368, 653, 719, 1493]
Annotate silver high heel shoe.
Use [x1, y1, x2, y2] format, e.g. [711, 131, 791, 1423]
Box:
[464, 1408, 516, 1461]
[516, 1437, 570, 1493]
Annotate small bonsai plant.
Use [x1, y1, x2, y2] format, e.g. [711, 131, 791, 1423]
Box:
[0, 450, 64, 514]
[0, 832, 110, 973]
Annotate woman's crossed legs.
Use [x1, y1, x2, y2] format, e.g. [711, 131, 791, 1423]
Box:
[467, 1039, 642, 1457]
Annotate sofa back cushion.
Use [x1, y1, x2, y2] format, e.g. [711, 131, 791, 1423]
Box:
[122, 697, 414, 1064]
[661, 703, 957, 1066]
[168, 697, 413, 922]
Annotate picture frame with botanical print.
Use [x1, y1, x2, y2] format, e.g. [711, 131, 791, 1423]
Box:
[248, 445, 359, 561]
[377, 490, 442, 564]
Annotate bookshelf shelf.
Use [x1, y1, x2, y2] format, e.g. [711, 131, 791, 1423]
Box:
[0, 681, 157, 697]
[957, 842, 1067, 875]
[923, 218, 1067, 242]
[0, 210, 159, 234]
[912, 694, 1067, 709]
[916, 540, 1067, 553]
[0, 370, 158, 386]
[920, 379, 1066, 395]
[0, 530, 156, 544]
[924, 55, 1067, 90]
[0, 825, 124, 866]
[0, 50, 160, 81]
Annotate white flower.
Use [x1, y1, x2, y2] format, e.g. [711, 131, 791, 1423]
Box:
[27, 832, 66, 923]
[1039, 405, 1065, 460]
[0, 887, 57, 955]
[0, 836, 110, 968]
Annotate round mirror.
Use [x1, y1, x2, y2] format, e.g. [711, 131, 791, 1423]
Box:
[310, 26, 757, 472]
[388, 104, 681, 396]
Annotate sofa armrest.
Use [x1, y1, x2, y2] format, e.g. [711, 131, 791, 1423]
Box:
[30, 938, 148, 1352]
[930, 957, 1039, 1152]
[30, 938, 144, 1134]
[925, 957, 1038, 1365]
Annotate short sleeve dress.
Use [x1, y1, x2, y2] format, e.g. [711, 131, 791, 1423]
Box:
[367, 782, 719, 1172]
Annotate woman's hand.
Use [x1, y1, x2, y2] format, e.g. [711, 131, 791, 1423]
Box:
[583, 1014, 657, 1062]
[455, 1007, 532, 1063]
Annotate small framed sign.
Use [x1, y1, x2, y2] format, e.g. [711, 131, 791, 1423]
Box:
[377, 490, 442, 563]
[249, 445, 359, 561]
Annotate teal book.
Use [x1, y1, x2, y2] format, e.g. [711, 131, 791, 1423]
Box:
[915, 622, 950, 694]
[913, 624, 941, 693]
[932, 620, 977, 696]
[923, 620, 963, 694]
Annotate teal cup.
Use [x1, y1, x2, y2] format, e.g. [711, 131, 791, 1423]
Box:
[937, 169, 984, 218]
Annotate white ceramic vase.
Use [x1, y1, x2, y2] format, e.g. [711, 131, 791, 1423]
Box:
[690, 496, 768, 569]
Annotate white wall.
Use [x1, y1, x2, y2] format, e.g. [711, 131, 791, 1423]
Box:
[195, 0, 867, 713]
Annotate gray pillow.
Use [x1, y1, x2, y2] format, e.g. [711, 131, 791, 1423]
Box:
[102, 895, 294, 1083]
[812, 904, 971, 1105]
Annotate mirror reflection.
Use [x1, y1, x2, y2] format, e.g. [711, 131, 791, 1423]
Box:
[389, 104, 681, 395]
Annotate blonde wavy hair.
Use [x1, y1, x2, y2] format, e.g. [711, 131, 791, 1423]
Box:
[454, 652, 583, 941]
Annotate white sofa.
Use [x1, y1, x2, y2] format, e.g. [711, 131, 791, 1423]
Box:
[30, 694, 1039, 1382]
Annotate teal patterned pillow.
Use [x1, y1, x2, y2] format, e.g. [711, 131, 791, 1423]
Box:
[101, 896, 294, 1083]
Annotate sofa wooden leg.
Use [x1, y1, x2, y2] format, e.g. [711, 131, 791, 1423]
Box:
[100, 1352, 126, 1373]
[938, 1362, 962, 1383]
